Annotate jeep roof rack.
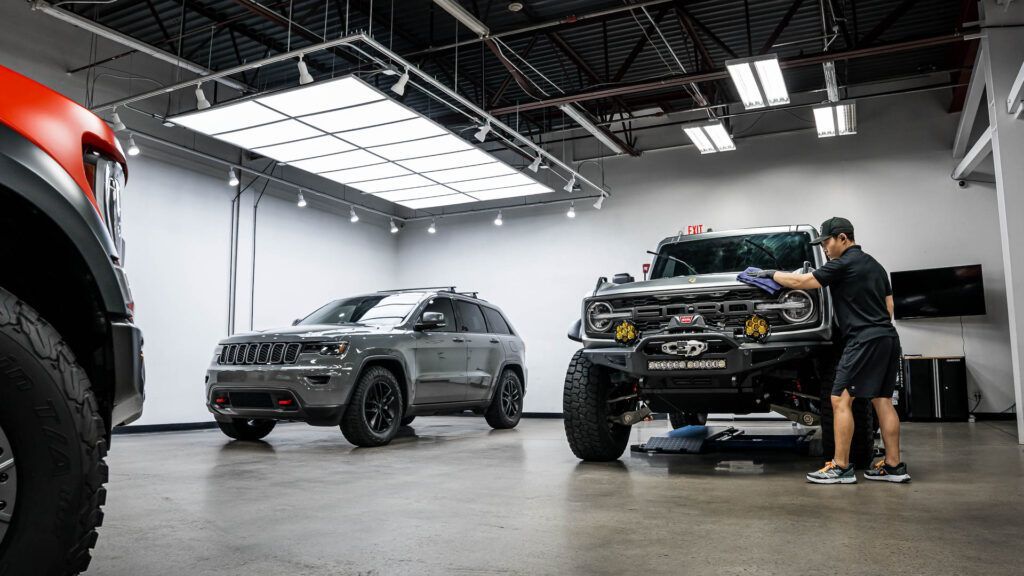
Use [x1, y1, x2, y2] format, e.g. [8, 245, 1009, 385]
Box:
[379, 286, 457, 293]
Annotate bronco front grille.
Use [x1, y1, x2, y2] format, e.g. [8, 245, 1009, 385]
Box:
[219, 343, 302, 365]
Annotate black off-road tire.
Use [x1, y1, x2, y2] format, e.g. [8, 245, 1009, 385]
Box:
[400, 416, 416, 427]
[669, 412, 708, 429]
[815, 354, 875, 469]
[340, 366, 403, 447]
[0, 286, 108, 576]
[484, 369, 523, 430]
[217, 418, 276, 441]
[563, 350, 632, 461]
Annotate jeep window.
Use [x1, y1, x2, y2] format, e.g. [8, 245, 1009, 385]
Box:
[650, 232, 815, 279]
[299, 293, 425, 326]
[455, 301, 487, 333]
[422, 297, 457, 333]
[482, 307, 513, 335]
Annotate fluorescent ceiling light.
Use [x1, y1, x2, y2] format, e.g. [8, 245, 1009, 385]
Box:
[433, 0, 490, 37]
[254, 135, 354, 162]
[338, 118, 446, 148]
[369, 134, 472, 161]
[423, 162, 516, 183]
[289, 150, 383, 173]
[257, 77, 383, 116]
[214, 120, 322, 149]
[396, 193, 477, 210]
[682, 121, 734, 154]
[468, 183, 553, 201]
[725, 54, 790, 110]
[374, 185, 457, 202]
[448, 173, 535, 193]
[320, 162, 411, 184]
[814, 101, 857, 138]
[172, 101, 286, 134]
[168, 75, 554, 210]
[397, 149, 495, 172]
[559, 103, 624, 155]
[302, 100, 416, 133]
[348, 174, 434, 193]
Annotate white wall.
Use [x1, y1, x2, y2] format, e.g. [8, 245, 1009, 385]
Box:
[397, 92, 1015, 414]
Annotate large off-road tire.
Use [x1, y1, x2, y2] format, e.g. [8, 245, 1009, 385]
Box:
[563, 350, 633, 461]
[0, 286, 108, 576]
[217, 418, 276, 441]
[340, 366, 403, 447]
[669, 412, 708, 429]
[815, 354, 875, 469]
[484, 368, 523, 430]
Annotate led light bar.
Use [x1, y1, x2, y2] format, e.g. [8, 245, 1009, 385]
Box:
[813, 101, 857, 138]
[682, 121, 736, 154]
[648, 359, 727, 371]
[169, 75, 554, 210]
[725, 54, 790, 110]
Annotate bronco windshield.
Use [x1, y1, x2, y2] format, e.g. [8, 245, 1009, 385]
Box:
[299, 293, 425, 327]
[650, 232, 815, 279]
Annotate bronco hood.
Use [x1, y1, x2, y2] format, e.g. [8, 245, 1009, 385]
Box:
[219, 324, 389, 344]
[592, 273, 747, 298]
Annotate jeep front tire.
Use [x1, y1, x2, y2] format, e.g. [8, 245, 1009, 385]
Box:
[563, 350, 633, 461]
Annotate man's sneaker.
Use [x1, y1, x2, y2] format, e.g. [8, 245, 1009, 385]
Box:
[806, 460, 857, 484]
[864, 460, 911, 483]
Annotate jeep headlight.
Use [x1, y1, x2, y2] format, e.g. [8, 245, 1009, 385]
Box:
[779, 290, 814, 323]
[302, 341, 349, 357]
[585, 302, 614, 332]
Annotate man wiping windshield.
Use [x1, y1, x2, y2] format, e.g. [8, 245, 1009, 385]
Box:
[752, 217, 910, 484]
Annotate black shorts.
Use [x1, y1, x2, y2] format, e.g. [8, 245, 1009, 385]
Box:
[832, 335, 901, 399]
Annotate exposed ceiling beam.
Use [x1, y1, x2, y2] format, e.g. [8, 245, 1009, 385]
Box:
[860, 0, 919, 46]
[760, 0, 806, 54]
[953, 46, 987, 160]
[672, 2, 738, 59]
[951, 125, 992, 179]
[613, 5, 670, 83]
[489, 34, 539, 107]
[227, 0, 361, 66]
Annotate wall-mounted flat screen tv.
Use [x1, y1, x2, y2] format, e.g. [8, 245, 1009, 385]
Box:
[891, 264, 986, 320]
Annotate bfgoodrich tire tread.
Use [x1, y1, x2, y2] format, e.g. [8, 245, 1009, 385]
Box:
[562, 350, 631, 462]
[0, 286, 108, 576]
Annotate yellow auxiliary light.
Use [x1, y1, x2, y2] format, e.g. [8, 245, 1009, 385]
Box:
[744, 314, 771, 343]
[614, 320, 640, 346]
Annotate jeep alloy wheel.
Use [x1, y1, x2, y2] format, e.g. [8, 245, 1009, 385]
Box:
[0, 423, 16, 545]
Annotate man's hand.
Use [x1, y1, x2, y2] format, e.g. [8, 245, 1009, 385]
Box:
[752, 269, 778, 279]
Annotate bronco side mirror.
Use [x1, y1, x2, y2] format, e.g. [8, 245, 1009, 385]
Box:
[416, 311, 446, 330]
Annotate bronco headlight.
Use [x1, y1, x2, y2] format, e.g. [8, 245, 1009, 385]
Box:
[586, 302, 614, 332]
[85, 151, 126, 261]
[778, 290, 814, 323]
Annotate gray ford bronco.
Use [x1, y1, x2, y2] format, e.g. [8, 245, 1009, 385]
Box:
[206, 288, 526, 447]
[564, 225, 874, 462]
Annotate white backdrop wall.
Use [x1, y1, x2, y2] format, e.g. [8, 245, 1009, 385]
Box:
[397, 92, 1015, 415]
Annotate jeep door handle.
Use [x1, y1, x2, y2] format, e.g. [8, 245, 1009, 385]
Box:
[489, 338, 500, 343]
[452, 337, 465, 343]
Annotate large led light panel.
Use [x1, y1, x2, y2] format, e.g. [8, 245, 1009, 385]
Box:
[169, 75, 554, 210]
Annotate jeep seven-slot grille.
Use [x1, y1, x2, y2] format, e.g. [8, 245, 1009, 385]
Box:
[219, 343, 302, 365]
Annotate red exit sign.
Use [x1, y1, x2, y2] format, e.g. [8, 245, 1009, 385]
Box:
[685, 224, 706, 235]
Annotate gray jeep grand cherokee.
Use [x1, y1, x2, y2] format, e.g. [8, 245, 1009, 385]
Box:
[206, 288, 526, 447]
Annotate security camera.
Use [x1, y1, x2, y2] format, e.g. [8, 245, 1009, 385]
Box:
[957, 180, 967, 189]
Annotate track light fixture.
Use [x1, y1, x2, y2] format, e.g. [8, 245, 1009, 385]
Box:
[428, 218, 437, 234]
[390, 219, 399, 234]
[474, 121, 491, 143]
[494, 211, 503, 226]
[297, 191, 307, 207]
[563, 175, 577, 193]
[390, 68, 410, 96]
[593, 193, 607, 210]
[228, 167, 239, 187]
[297, 55, 314, 85]
[126, 134, 140, 156]
[349, 206, 360, 223]
[567, 202, 576, 218]
[528, 155, 542, 173]
[110, 109, 126, 132]
[195, 83, 211, 110]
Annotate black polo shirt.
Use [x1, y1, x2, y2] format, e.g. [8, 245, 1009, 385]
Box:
[811, 245, 897, 344]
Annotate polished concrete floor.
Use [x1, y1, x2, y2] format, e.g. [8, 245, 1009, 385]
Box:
[92, 417, 1024, 576]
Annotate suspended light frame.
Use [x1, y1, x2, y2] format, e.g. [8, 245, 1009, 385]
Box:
[681, 120, 736, 154]
[724, 54, 790, 110]
[813, 101, 857, 138]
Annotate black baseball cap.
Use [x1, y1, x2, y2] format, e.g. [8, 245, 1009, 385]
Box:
[810, 217, 854, 245]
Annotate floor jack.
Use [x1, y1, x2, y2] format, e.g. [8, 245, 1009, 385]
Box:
[631, 413, 823, 457]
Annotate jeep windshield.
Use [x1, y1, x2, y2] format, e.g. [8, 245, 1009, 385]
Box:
[299, 292, 425, 326]
[650, 232, 814, 279]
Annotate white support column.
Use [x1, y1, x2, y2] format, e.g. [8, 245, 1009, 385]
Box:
[981, 0, 1024, 442]
[953, 47, 988, 160]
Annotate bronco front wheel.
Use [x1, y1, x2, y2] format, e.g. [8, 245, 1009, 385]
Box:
[563, 350, 634, 461]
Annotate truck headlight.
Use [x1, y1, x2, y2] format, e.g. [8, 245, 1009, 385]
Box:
[779, 290, 814, 323]
[586, 302, 613, 332]
[85, 151, 127, 261]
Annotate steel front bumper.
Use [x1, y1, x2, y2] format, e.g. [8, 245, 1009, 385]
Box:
[206, 361, 357, 426]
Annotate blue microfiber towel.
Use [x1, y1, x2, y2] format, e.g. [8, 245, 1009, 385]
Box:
[667, 424, 707, 438]
[737, 267, 784, 296]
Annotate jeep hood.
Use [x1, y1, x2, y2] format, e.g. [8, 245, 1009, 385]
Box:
[219, 324, 390, 344]
[593, 273, 748, 298]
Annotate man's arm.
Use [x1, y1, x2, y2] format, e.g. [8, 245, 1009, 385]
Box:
[772, 271, 822, 290]
[886, 295, 894, 319]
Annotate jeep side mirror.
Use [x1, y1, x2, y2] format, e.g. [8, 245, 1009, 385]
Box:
[416, 311, 446, 330]
[291, 318, 302, 326]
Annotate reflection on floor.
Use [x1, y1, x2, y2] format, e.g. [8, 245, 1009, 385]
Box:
[93, 416, 1024, 576]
